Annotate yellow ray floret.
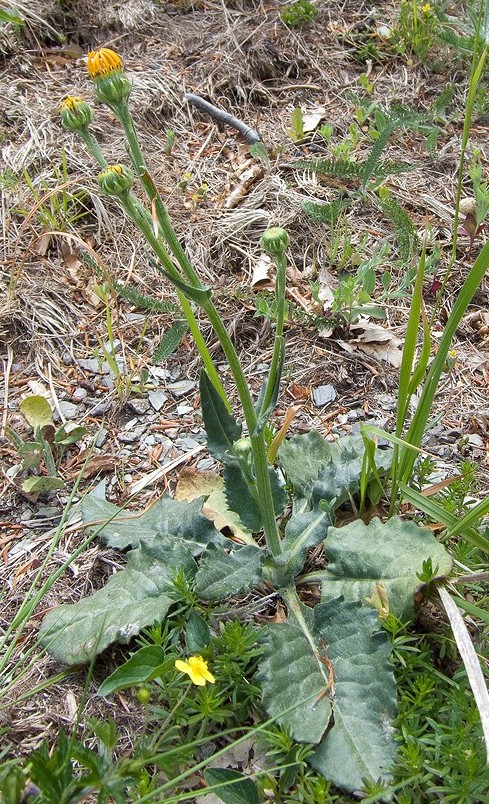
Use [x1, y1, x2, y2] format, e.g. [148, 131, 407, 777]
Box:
[87, 48, 124, 78]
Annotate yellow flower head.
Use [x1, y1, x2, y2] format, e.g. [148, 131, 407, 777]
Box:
[421, 3, 431, 13]
[87, 48, 124, 78]
[175, 655, 215, 686]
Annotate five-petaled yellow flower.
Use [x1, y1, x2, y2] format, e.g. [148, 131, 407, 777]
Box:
[422, 3, 431, 13]
[175, 655, 215, 686]
[87, 48, 124, 78]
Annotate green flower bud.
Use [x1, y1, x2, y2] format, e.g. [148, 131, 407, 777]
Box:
[136, 686, 151, 706]
[261, 227, 290, 257]
[60, 96, 94, 132]
[98, 164, 133, 197]
[94, 71, 133, 107]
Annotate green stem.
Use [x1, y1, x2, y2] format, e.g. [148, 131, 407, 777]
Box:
[118, 193, 228, 408]
[260, 250, 286, 417]
[79, 128, 109, 168]
[111, 103, 229, 407]
[200, 299, 282, 556]
[117, 104, 200, 286]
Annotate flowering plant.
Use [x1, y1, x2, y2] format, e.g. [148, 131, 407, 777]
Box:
[41, 49, 457, 795]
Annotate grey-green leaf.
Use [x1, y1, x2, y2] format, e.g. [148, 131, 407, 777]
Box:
[279, 431, 391, 513]
[81, 493, 225, 553]
[195, 545, 263, 600]
[200, 369, 242, 462]
[257, 606, 333, 743]
[311, 598, 398, 791]
[320, 516, 452, 620]
[39, 542, 196, 665]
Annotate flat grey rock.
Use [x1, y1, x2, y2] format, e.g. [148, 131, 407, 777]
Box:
[313, 384, 337, 407]
[148, 390, 168, 411]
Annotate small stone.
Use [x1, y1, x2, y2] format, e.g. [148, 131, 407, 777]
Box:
[72, 387, 88, 402]
[177, 404, 193, 415]
[126, 313, 146, 323]
[167, 379, 196, 397]
[58, 401, 79, 420]
[465, 433, 484, 448]
[35, 505, 59, 518]
[103, 338, 121, 354]
[143, 435, 156, 447]
[20, 508, 34, 522]
[149, 367, 171, 380]
[91, 401, 111, 417]
[127, 398, 150, 415]
[119, 431, 140, 443]
[313, 384, 337, 407]
[78, 358, 110, 374]
[175, 436, 200, 450]
[101, 375, 114, 390]
[197, 457, 215, 471]
[95, 428, 109, 448]
[148, 390, 168, 411]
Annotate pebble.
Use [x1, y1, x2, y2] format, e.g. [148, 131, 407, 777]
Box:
[175, 436, 200, 450]
[127, 398, 150, 415]
[57, 401, 79, 420]
[148, 390, 168, 411]
[197, 457, 215, 471]
[78, 358, 110, 374]
[167, 379, 196, 397]
[149, 367, 171, 380]
[313, 384, 337, 407]
[119, 431, 140, 443]
[95, 428, 109, 448]
[103, 338, 121, 354]
[177, 404, 193, 415]
[91, 400, 111, 417]
[72, 387, 88, 403]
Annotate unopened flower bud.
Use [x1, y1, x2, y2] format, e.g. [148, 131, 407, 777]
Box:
[261, 227, 290, 257]
[98, 164, 133, 197]
[60, 96, 94, 132]
[87, 48, 132, 106]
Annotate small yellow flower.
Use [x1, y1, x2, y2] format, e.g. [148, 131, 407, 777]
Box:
[87, 48, 124, 78]
[421, 3, 431, 13]
[175, 655, 215, 686]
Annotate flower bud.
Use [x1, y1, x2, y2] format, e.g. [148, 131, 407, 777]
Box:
[98, 164, 133, 197]
[136, 686, 151, 705]
[261, 227, 290, 257]
[87, 48, 124, 78]
[60, 96, 94, 132]
[87, 48, 132, 106]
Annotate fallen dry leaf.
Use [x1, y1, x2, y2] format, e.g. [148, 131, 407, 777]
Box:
[175, 467, 256, 545]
